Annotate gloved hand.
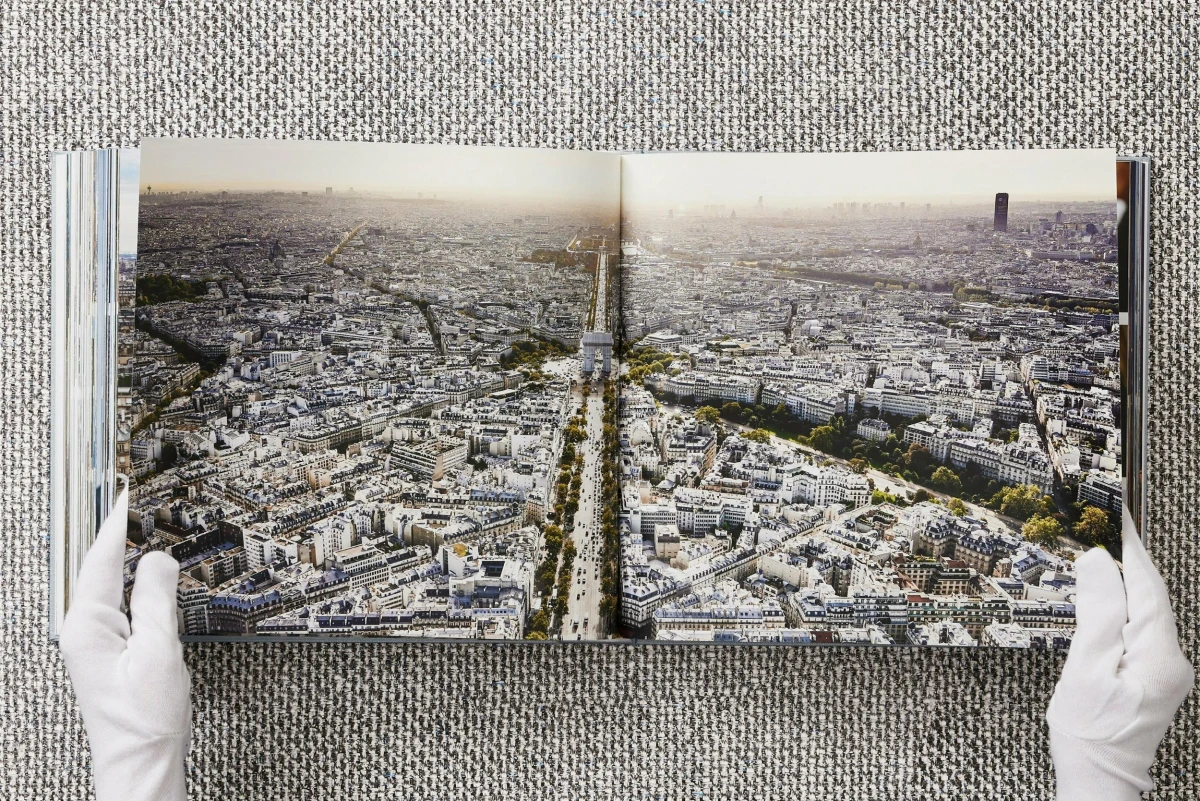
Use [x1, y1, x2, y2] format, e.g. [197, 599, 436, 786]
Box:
[1047, 507, 1194, 801]
[58, 482, 192, 801]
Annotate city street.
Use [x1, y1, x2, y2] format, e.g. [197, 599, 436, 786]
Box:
[563, 244, 611, 639]
[564, 385, 606, 639]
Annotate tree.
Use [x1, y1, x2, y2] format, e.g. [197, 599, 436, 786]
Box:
[873, 489, 905, 506]
[744, 428, 771, 444]
[525, 631, 548, 641]
[903, 444, 934, 478]
[947, 497, 967, 516]
[930, 466, 963, 495]
[696, 405, 721, 425]
[912, 488, 933, 504]
[721, 402, 743, 422]
[1023, 514, 1064, 547]
[848, 458, 868, 474]
[808, 425, 836, 454]
[529, 609, 550, 634]
[995, 484, 1051, 521]
[1074, 505, 1114, 546]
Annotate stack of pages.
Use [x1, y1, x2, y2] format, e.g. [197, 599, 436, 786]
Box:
[50, 141, 1149, 646]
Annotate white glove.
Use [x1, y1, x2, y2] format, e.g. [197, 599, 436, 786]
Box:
[1047, 507, 1195, 801]
[59, 484, 192, 801]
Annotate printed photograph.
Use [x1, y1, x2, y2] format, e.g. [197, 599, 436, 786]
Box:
[118, 142, 1120, 646]
[123, 139, 621, 640]
[616, 149, 1119, 645]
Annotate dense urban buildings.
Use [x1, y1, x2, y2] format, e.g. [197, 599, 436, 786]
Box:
[120, 143, 1119, 648]
[125, 150, 620, 639]
[617, 178, 1119, 648]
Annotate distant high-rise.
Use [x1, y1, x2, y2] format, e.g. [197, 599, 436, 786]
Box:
[325, 187, 332, 196]
[1055, 210, 1064, 224]
[993, 193, 1009, 232]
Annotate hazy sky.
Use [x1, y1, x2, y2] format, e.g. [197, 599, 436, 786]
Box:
[136, 141, 1113, 220]
[621, 149, 1116, 210]
[140, 138, 621, 206]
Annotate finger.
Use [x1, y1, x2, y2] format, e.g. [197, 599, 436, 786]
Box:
[1047, 546, 1142, 738]
[1062, 546, 1128, 681]
[127, 551, 182, 656]
[59, 600, 131, 683]
[70, 483, 130, 611]
[1119, 506, 1192, 687]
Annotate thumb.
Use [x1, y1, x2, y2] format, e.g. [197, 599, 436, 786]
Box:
[1048, 546, 1140, 739]
[1064, 546, 1128, 680]
[126, 551, 182, 674]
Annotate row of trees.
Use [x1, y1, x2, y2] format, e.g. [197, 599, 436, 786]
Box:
[596, 380, 622, 631]
[697, 398, 1122, 554]
[134, 273, 210, 306]
[624, 347, 676, 384]
[527, 398, 590, 639]
[499, 337, 572, 371]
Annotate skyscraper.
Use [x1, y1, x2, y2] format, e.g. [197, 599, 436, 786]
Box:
[993, 193, 1009, 232]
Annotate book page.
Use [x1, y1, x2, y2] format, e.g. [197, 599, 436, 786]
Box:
[128, 139, 620, 640]
[618, 149, 1119, 646]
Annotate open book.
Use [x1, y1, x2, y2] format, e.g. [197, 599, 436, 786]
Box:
[50, 141, 1148, 646]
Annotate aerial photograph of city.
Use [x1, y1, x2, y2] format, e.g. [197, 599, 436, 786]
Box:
[119, 142, 1120, 647]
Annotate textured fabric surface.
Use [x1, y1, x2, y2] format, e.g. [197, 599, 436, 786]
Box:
[1, 2, 1196, 799]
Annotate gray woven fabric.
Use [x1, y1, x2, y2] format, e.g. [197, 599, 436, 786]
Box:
[1, 2, 1196, 799]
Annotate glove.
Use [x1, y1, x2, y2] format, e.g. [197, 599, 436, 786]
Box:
[1047, 507, 1195, 801]
[58, 482, 192, 801]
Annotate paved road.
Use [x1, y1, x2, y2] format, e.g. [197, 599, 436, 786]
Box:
[563, 382, 606, 640]
[562, 246, 611, 639]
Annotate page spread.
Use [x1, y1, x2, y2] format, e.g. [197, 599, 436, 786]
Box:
[74, 140, 1125, 645]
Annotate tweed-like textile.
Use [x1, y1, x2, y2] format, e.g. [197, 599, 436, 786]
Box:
[1, 2, 1196, 799]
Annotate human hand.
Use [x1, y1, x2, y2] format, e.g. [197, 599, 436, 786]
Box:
[1047, 507, 1194, 801]
[58, 481, 192, 801]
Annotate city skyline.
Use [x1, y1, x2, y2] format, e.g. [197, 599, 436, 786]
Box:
[621, 149, 1115, 210]
[116, 140, 1122, 647]
[139, 138, 622, 206]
